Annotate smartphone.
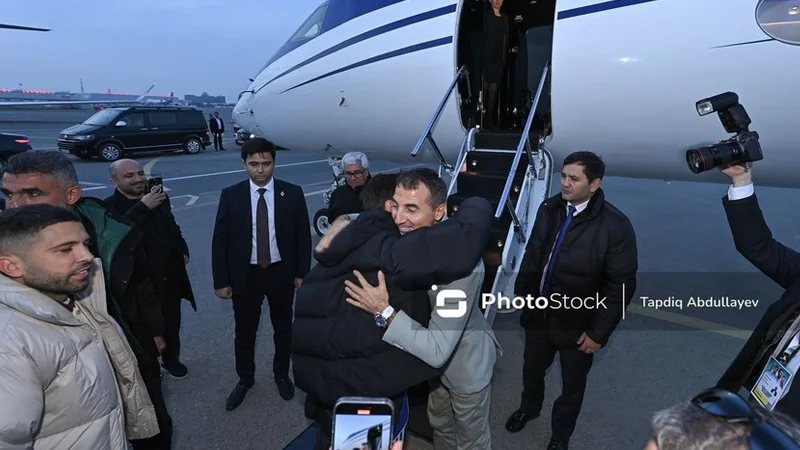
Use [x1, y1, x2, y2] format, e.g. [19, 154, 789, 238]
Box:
[332, 396, 394, 450]
[145, 176, 163, 192]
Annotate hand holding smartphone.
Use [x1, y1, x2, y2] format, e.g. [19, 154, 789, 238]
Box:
[332, 397, 394, 450]
[146, 176, 163, 192]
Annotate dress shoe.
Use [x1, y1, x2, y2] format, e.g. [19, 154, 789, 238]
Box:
[276, 377, 295, 400]
[225, 381, 253, 411]
[505, 409, 539, 433]
[547, 438, 569, 450]
[161, 360, 188, 379]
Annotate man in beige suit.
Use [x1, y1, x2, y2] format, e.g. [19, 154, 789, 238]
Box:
[0, 204, 158, 449]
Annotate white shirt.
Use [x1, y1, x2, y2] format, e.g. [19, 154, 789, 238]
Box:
[249, 178, 281, 265]
[540, 197, 591, 292]
[728, 182, 755, 201]
[215, 117, 223, 130]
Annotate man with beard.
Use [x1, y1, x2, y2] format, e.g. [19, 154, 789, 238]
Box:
[104, 159, 196, 380]
[0, 150, 173, 450]
[0, 204, 159, 449]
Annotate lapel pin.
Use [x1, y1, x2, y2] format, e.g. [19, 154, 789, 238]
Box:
[280, 191, 285, 197]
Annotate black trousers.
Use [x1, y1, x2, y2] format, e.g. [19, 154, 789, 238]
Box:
[520, 321, 594, 442]
[159, 280, 183, 364]
[130, 340, 173, 449]
[484, 82, 499, 129]
[213, 132, 224, 149]
[232, 263, 294, 383]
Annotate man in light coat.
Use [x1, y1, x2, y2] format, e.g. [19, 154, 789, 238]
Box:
[0, 204, 159, 449]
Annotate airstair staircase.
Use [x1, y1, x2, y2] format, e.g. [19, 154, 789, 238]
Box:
[403, 63, 554, 444]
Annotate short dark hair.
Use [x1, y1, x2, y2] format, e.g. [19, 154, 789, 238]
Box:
[0, 204, 83, 256]
[359, 173, 398, 210]
[395, 168, 447, 209]
[240, 137, 276, 161]
[563, 151, 605, 182]
[5, 150, 79, 188]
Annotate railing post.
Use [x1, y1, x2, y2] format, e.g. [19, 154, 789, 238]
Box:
[493, 62, 549, 219]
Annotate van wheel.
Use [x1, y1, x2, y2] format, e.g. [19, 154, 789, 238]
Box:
[313, 208, 330, 237]
[184, 137, 202, 154]
[99, 143, 122, 162]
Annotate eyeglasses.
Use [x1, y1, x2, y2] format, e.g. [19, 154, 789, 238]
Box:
[691, 388, 800, 449]
[345, 169, 366, 178]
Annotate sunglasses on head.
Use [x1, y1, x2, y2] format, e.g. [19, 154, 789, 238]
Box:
[691, 388, 800, 449]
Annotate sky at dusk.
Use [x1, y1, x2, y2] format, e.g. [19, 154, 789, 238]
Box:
[2, 0, 322, 103]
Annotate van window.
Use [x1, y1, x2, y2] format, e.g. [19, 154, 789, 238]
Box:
[121, 113, 145, 127]
[83, 109, 120, 126]
[177, 111, 205, 127]
[148, 111, 178, 126]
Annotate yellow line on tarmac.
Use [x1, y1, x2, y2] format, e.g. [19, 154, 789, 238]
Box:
[626, 304, 752, 341]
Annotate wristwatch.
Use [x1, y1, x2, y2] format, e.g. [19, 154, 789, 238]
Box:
[374, 305, 395, 328]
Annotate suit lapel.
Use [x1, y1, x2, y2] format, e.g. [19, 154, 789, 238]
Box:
[273, 179, 285, 233]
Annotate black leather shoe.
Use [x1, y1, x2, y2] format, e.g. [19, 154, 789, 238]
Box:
[505, 409, 539, 433]
[225, 381, 253, 411]
[547, 438, 569, 450]
[276, 377, 295, 400]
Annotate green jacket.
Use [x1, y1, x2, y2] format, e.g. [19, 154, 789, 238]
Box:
[74, 197, 164, 358]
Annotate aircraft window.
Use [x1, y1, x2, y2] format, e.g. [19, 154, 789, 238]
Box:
[756, 0, 800, 45]
[290, 3, 328, 42]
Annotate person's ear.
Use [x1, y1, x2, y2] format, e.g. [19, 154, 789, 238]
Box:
[434, 203, 446, 221]
[66, 185, 83, 206]
[0, 256, 24, 279]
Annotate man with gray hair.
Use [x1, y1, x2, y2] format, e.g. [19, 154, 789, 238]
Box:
[328, 151, 371, 222]
[644, 388, 800, 449]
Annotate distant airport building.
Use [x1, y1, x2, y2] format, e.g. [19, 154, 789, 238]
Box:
[0, 87, 172, 108]
[184, 92, 226, 106]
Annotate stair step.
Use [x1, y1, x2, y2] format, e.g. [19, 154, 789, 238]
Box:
[463, 150, 529, 177]
[457, 172, 525, 201]
[474, 131, 525, 150]
[448, 193, 520, 226]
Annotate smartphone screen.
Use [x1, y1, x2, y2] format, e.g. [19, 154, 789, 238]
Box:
[333, 398, 393, 450]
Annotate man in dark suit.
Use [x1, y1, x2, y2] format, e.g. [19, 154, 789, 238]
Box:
[209, 112, 225, 151]
[212, 137, 312, 411]
[506, 151, 638, 450]
[716, 163, 800, 419]
[103, 158, 197, 380]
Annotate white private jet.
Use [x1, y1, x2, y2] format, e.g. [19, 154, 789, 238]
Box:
[231, 0, 800, 327]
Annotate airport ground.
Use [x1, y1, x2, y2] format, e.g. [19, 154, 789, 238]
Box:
[2, 108, 800, 449]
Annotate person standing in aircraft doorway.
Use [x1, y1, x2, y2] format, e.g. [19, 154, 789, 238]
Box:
[483, 0, 509, 130]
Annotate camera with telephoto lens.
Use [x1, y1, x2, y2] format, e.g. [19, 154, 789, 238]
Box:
[685, 92, 762, 174]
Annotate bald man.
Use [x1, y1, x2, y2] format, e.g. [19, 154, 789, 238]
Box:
[105, 159, 197, 380]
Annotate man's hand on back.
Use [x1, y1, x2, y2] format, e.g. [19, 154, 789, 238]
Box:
[345, 270, 390, 315]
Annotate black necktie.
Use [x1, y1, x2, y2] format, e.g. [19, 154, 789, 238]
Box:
[257, 188, 271, 268]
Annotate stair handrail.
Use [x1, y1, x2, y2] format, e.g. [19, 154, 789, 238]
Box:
[494, 61, 549, 219]
[447, 127, 479, 197]
[411, 65, 470, 170]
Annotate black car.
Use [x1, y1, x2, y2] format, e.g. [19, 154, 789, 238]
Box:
[0, 132, 33, 172]
[57, 106, 212, 161]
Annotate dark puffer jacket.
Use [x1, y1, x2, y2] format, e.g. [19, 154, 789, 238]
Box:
[292, 197, 493, 407]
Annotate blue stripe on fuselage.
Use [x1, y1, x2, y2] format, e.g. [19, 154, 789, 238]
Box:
[263, 3, 457, 89]
[281, 36, 453, 93]
[557, 0, 661, 20]
[261, 0, 406, 71]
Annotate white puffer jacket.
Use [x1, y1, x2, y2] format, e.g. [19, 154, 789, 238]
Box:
[0, 258, 159, 449]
